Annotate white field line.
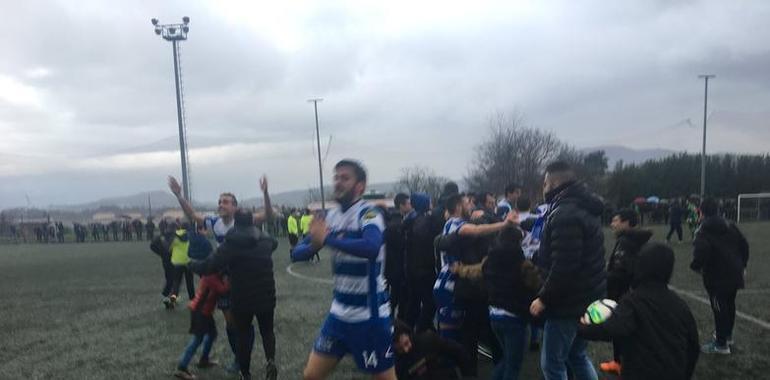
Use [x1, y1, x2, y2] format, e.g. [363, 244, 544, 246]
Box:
[669, 285, 770, 330]
[285, 262, 334, 285]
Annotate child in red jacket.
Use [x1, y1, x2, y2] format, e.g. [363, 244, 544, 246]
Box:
[174, 273, 229, 380]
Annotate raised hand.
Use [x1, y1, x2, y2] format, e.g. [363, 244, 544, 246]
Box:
[259, 175, 269, 194]
[309, 217, 329, 251]
[168, 176, 182, 196]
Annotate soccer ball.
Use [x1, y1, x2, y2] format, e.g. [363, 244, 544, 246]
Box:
[582, 299, 617, 324]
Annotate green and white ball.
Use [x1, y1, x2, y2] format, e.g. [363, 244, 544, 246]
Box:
[584, 299, 618, 324]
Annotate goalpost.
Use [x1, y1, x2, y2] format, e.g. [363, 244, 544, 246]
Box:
[737, 193, 770, 223]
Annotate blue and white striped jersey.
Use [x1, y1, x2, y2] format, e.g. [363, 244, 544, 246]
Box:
[326, 200, 390, 323]
[497, 199, 513, 219]
[203, 216, 233, 245]
[434, 217, 466, 296]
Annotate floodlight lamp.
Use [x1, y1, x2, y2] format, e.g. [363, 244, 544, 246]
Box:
[155, 27, 161, 35]
[182, 26, 189, 33]
[151, 18, 159, 26]
[168, 27, 176, 34]
[182, 16, 190, 24]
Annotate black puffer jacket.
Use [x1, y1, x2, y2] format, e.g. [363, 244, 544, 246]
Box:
[579, 242, 700, 380]
[404, 212, 437, 280]
[607, 229, 652, 300]
[190, 226, 278, 314]
[537, 181, 606, 318]
[482, 228, 539, 318]
[690, 216, 749, 292]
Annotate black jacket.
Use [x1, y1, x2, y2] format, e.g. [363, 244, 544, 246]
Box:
[537, 181, 607, 318]
[403, 212, 438, 280]
[383, 210, 406, 284]
[395, 330, 472, 380]
[190, 226, 278, 314]
[607, 229, 652, 300]
[482, 228, 539, 318]
[579, 243, 700, 380]
[690, 216, 749, 293]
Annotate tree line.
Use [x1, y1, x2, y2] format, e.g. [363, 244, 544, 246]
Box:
[398, 112, 770, 209]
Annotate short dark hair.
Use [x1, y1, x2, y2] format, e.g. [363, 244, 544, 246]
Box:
[220, 192, 238, 206]
[545, 161, 573, 174]
[394, 193, 410, 208]
[393, 319, 412, 341]
[614, 208, 639, 227]
[446, 193, 465, 214]
[334, 159, 367, 182]
[442, 181, 459, 196]
[516, 197, 531, 212]
[504, 183, 521, 195]
[545, 161, 576, 183]
[700, 198, 718, 217]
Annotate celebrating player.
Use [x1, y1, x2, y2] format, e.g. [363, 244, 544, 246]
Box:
[291, 159, 396, 380]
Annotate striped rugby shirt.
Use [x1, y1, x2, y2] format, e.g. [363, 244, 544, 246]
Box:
[325, 199, 390, 323]
[203, 216, 233, 245]
[433, 217, 466, 296]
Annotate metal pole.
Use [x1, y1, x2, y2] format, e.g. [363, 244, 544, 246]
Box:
[698, 74, 715, 200]
[172, 40, 191, 202]
[312, 100, 326, 210]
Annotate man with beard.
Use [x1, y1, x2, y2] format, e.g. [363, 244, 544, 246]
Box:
[169, 175, 273, 374]
[529, 161, 606, 380]
[433, 193, 517, 376]
[291, 159, 395, 380]
[600, 208, 652, 375]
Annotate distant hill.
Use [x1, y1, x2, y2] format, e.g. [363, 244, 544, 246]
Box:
[51, 191, 181, 211]
[45, 182, 402, 212]
[240, 182, 400, 208]
[581, 145, 677, 168]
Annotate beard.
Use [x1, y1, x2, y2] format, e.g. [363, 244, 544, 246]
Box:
[335, 187, 356, 207]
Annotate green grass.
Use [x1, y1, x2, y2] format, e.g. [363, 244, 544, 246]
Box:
[1, 223, 769, 379]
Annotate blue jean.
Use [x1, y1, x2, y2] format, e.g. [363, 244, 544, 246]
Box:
[178, 334, 214, 370]
[491, 317, 528, 380]
[541, 318, 598, 380]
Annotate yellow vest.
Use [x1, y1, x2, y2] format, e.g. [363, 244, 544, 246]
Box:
[287, 216, 299, 235]
[300, 214, 313, 234]
[170, 229, 190, 266]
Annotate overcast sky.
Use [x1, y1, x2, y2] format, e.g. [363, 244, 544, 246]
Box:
[1, 0, 769, 208]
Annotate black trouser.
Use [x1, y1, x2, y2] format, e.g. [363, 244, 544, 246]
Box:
[387, 276, 405, 320]
[613, 340, 623, 361]
[161, 257, 175, 297]
[171, 265, 195, 300]
[667, 223, 683, 241]
[709, 288, 737, 346]
[404, 275, 437, 332]
[460, 299, 487, 376]
[233, 309, 275, 376]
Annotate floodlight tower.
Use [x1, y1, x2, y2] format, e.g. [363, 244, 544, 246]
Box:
[698, 74, 715, 200]
[152, 17, 193, 202]
[308, 98, 325, 210]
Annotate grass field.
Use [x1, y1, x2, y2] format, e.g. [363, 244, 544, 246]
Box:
[1, 223, 769, 379]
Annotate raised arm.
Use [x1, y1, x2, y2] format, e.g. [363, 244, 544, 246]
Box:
[253, 175, 274, 225]
[168, 176, 204, 225]
[458, 210, 517, 237]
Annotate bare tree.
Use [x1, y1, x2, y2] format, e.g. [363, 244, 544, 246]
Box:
[465, 112, 563, 200]
[397, 166, 450, 202]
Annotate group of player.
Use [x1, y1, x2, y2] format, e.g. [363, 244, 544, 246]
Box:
[151, 157, 748, 380]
